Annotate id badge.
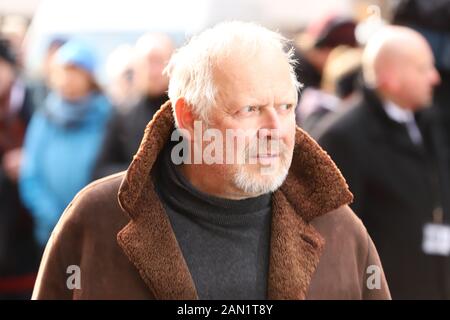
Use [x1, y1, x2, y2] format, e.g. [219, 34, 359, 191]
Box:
[422, 223, 450, 256]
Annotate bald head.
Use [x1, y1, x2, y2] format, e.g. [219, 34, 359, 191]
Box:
[363, 27, 428, 84]
[362, 26, 440, 110]
[133, 33, 175, 97]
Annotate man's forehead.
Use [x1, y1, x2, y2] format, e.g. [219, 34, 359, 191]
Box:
[218, 45, 288, 69]
[215, 52, 293, 90]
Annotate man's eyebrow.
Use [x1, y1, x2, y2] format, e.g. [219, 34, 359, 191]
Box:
[226, 101, 264, 111]
[225, 93, 296, 110]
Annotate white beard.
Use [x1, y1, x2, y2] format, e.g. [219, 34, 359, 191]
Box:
[233, 164, 290, 195]
[232, 136, 293, 195]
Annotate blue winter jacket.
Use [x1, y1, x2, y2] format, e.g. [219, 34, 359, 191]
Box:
[20, 92, 112, 246]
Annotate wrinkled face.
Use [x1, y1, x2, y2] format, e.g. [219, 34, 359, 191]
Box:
[204, 47, 297, 197]
[52, 64, 93, 101]
[392, 40, 440, 110]
[0, 59, 15, 97]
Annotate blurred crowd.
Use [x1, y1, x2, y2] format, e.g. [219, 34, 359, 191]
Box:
[0, 25, 175, 298]
[1, 0, 450, 300]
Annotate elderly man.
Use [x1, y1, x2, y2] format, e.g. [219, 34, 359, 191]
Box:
[317, 26, 445, 299]
[32, 22, 390, 300]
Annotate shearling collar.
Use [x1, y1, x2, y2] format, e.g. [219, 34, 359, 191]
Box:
[116, 101, 353, 299]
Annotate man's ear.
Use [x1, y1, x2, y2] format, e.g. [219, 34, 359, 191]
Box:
[380, 63, 402, 93]
[174, 98, 196, 140]
[377, 70, 394, 93]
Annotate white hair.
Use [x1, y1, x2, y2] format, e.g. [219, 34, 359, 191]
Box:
[164, 21, 301, 125]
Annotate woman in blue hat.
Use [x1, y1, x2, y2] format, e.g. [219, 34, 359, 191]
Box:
[19, 40, 112, 249]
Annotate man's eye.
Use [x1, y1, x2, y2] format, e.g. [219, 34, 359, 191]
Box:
[241, 106, 258, 113]
[279, 104, 293, 111]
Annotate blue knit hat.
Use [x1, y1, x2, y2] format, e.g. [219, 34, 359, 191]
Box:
[55, 40, 96, 75]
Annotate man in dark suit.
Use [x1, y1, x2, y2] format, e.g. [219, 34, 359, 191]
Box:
[317, 26, 447, 299]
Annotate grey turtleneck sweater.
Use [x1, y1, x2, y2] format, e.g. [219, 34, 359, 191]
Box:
[153, 142, 272, 300]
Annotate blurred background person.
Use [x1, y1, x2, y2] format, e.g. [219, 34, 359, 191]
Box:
[321, 46, 362, 100]
[294, 13, 363, 137]
[92, 33, 174, 179]
[302, 45, 362, 136]
[0, 15, 29, 70]
[19, 40, 112, 250]
[294, 13, 357, 89]
[392, 0, 450, 220]
[293, 13, 358, 126]
[317, 26, 447, 299]
[0, 37, 38, 300]
[29, 37, 67, 111]
[104, 44, 135, 111]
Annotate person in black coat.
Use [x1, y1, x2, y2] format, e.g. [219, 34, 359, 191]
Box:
[317, 26, 448, 299]
[392, 0, 450, 200]
[93, 33, 174, 179]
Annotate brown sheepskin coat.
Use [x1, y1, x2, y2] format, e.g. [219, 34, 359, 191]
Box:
[32, 101, 391, 300]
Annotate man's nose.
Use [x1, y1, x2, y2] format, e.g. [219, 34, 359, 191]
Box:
[431, 68, 441, 86]
[258, 108, 281, 140]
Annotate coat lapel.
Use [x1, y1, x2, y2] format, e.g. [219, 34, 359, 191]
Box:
[267, 125, 352, 299]
[267, 191, 325, 299]
[116, 101, 197, 299]
[117, 177, 198, 299]
[116, 101, 352, 299]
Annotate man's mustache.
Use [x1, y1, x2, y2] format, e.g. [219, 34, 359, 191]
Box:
[244, 138, 288, 162]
